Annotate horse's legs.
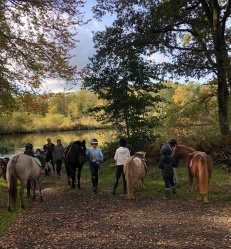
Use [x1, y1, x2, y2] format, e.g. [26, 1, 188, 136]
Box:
[36, 178, 43, 202]
[140, 178, 145, 189]
[20, 180, 27, 209]
[71, 167, 76, 189]
[77, 164, 83, 189]
[188, 169, 194, 192]
[32, 180, 36, 199]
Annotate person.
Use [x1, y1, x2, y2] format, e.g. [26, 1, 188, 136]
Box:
[43, 138, 55, 174]
[167, 138, 179, 186]
[126, 144, 133, 155]
[159, 144, 178, 200]
[86, 138, 104, 193]
[24, 142, 35, 197]
[53, 139, 64, 176]
[111, 138, 130, 195]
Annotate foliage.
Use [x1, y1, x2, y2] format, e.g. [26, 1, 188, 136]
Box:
[83, 44, 165, 147]
[92, 0, 231, 138]
[0, 0, 87, 113]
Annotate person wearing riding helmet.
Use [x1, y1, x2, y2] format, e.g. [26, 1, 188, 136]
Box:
[24, 143, 35, 197]
[86, 138, 104, 193]
[159, 144, 178, 200]
[111, 138, 130, 195]
[167, 138, 179, 186]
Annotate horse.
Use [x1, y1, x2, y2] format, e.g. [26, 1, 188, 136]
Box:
[6, 151, 46, 211]
[123, 152, 148, 200]
[172, 145, 213, 203]
[63, 140, 87, 189]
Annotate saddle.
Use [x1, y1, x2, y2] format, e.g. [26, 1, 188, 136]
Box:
[187, 151, 206, 168]
[132, 152, 148, 172]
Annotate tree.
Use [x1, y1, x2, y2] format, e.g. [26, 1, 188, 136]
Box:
[92, 0, 231, 138]
[83, 50, 164, 149]
[0, 0, 86, 113]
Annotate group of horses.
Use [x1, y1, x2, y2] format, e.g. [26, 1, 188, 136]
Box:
[0, 142, 213, 211]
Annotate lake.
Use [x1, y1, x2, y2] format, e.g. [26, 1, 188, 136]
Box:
[0, 129, 116, 157]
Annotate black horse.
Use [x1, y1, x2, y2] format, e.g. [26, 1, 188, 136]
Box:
[64, 140, 87, 189]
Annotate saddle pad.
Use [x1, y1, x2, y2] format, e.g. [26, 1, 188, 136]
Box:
[33, 157, 42, 167]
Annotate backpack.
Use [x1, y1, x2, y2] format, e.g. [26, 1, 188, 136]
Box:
[162, 162, 174, 178]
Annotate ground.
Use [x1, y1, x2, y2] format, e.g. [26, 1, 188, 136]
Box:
[0, 174, 231, 249]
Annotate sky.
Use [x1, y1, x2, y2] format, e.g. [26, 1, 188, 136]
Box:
[45, 0, 209, 93]
[45, 0, 107, 93]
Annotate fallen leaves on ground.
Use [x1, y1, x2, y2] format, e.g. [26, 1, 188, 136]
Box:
[0, 175, 231, 249]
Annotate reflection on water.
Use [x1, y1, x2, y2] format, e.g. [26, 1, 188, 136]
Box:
[0, 129, 116, 157]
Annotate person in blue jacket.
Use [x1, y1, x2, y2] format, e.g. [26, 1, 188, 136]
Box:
[159, 144, 178, 200]
[86, 138, 104, 193]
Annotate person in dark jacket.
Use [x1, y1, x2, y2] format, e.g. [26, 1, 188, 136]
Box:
[167, 138, 179, 186]
[53, 139, 64, 176]
[159, 144, 178, 200]
[43, 138, 55, 174]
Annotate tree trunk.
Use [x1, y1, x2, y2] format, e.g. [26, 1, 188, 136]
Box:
[217, 74, 231, 137]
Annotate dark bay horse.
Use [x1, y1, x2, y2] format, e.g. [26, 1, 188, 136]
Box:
[124, 152, 147, 200]
[64, 140, 87, 189]
[6, 152, 46, 211]
[172, 145, 213, 203]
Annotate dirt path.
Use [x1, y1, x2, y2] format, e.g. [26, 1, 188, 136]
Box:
[0, 174, 231, 249]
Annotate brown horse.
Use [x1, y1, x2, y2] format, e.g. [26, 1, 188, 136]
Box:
[123, 152, 147, 200]
[172, 145, 213, 203]
[6, 152, 45, 211]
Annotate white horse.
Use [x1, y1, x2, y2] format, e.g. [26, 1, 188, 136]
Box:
[6, 153, 45, 211]
[124, 152, 147, 200]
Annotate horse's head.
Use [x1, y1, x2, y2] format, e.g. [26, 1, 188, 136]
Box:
[34, 149, 46, 168]
[172, 145, 195, 160]
[75, 140, 87, 164]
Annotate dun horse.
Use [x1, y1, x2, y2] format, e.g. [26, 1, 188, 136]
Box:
[64, 140, 87, 189]
[173, 145, 213, 203]
[6, 152, 45, 211]
[124, 152, 147, 200]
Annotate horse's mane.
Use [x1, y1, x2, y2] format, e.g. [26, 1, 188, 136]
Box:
[177, 144, 195, 152]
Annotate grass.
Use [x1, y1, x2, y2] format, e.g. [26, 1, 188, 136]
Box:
[0, 160, 231, 237]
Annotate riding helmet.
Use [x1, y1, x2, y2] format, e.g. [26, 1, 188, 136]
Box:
[25, 143, 33, 150]
[126, 144, 133, 150]
[167, 138, 177, 146]
[91, 138, 98, 144]
[161, 144, 172, 155]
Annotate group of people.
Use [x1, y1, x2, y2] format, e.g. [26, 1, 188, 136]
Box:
[24, 138, 65, 197]
[111, 137, 179, 200]
[23, 136, 179, 200]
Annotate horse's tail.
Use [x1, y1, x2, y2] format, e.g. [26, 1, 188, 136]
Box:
[8, 156, 18, 204]
[198, 157, 209, 195]
[124, 158, 136, 199]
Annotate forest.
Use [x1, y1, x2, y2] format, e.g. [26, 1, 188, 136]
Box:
[0, 80, 221, 144]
